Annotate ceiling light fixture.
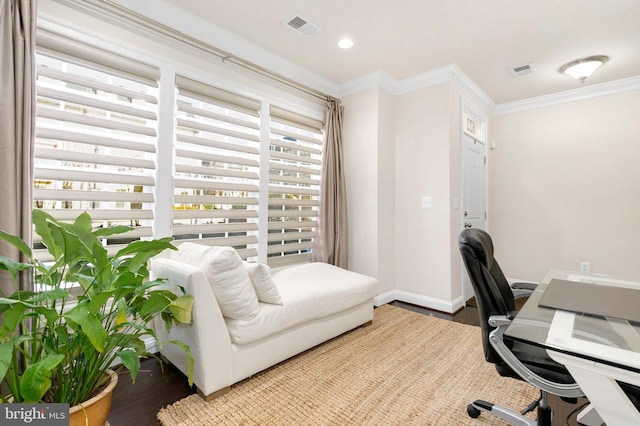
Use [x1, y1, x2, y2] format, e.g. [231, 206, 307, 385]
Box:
[338, 38, 354, 49]
[559, 55, 609, 82]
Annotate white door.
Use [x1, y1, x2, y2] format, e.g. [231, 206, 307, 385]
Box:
[461, 132, 487, 301]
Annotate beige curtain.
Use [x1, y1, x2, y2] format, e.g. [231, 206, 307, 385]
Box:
[313, 99, 348, 268]
[0, 0, 36, 295]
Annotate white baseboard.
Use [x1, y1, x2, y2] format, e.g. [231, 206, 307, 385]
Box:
[375, 290, 466, 314]
[374, 291, 395, 307]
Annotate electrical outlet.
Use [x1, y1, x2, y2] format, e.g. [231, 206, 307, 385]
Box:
[580, 262, 590, 273]
[422, 197, 432, 208]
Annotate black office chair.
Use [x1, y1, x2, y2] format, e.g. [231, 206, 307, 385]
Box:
[458, 228, 584, 426]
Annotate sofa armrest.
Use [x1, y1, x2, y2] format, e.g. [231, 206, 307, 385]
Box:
[151, 257, 233, 397]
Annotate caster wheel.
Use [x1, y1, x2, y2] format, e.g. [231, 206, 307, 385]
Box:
[467, 404, 481, 418]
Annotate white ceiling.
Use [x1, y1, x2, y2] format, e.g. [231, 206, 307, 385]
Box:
[118, 0, 640, 105]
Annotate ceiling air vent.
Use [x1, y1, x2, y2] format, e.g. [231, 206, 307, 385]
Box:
[512, 63, 536, 77]
[284, 15, 321, 37]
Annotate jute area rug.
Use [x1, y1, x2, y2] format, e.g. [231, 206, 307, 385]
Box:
[157, 305, 538, 425]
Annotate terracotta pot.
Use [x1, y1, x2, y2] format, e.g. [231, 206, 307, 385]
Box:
[69, 369, 119, 426]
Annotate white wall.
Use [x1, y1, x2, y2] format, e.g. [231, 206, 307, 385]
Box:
[447, 87, 463, 302]
[376, 90, 397, 296]
[343, 89, 380, 279]
[342, 88, 396, 296]
[394, 84, 455, 303]
[345, 83, 472, 311]
[489, 89, 640, 281]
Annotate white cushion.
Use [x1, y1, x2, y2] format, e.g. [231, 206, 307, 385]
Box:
[226, 262, 378, 344]
[244, 262, 283, 305]
[171, 243, 260, 320]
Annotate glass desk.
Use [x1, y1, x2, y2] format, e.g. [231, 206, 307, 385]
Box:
[505, 269, 640, 426]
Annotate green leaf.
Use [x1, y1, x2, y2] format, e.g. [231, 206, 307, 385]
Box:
[64, 307, 107, 353]
[20, 354, 65, 402]
[117, 349, 141, 383]
[86, 290, 114, 315]
[34, 306, 61, 324]
[138, 293, 172, 320]
[0, 341, 14, 382]
[0, 229, 32, 259]
[1, 303, 27, 333]
[73, 211, 93, 232]
[0, 256, 33, 282]
[50, 226, 77, 263]
[32, 210, 62, 260]
[126, 252, 153, 276]
[114, 238, 175, 259]
[115, 298, 128, 326]
[53, 325, 70, 343]
[109, 332, 146, 353]
[111, 270, 137, 292]
[52, 222, 96, 263]
[170, 295, 193, 324]
[93, 225, 133, 238]
[28, 288, 69, 303]
[0, 291, 36, 316]
[163, 340, 194, 386]
[73, 273, 98, 294]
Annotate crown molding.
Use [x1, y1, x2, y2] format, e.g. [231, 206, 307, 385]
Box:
[337, 71, 398, 97]
[337, 64, 496, 113]
[339, 67, 640, 116]
[493, 75, 640, 115]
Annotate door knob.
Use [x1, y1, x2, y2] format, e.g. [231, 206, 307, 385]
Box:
[464, 222, 472, 228]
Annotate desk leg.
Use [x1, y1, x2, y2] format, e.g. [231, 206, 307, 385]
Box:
[576, 404, 603, 426]
[549, 350, 640, 426]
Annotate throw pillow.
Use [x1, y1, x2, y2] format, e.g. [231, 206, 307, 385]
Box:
[172, 243, 260, 320]
[244, 262, 283, 305]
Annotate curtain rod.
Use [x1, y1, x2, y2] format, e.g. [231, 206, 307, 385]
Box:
[61, 0, 335, 102]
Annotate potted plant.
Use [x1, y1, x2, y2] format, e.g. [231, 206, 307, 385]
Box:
[0, 210, 194, 424]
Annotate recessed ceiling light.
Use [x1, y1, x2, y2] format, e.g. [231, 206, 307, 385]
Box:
[338, 38, 354, 49]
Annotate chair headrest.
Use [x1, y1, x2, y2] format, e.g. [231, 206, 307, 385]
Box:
[459, 228, 495, 269]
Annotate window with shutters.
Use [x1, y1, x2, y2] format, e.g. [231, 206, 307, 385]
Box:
[34, 31, 324, 266]
[268, 107, 323, 267]
[34, 31, 159, 260]
[173, 77, 262, 260]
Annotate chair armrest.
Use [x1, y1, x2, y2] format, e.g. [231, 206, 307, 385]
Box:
[511, 281, 537, 291]
[487, 314, 584, 399]
[510, 281, 537, 300]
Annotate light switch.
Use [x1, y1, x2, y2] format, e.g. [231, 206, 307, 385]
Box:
[422, 197, 432, 208]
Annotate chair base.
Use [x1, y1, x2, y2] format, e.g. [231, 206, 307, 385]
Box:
[467, 399, 538, 426]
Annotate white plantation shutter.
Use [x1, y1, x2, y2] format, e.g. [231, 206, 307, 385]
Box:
[34, 30, 159, 258]
[32, 30, 325, 267]
[268, 106, 323, 267]
[174, 76, 261, 259]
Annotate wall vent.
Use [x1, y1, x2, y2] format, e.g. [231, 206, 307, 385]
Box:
[284, 15, 321, 36]
[512, 63, 536, 77]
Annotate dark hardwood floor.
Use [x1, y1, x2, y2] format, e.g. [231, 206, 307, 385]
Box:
[108, 301, 586, 425]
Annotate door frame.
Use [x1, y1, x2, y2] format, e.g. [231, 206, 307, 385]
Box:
[460, 100, 489, 301]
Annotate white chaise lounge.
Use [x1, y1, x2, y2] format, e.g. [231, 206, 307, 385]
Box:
[151, 243, 379, 399]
